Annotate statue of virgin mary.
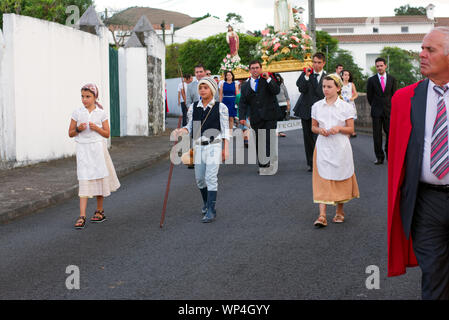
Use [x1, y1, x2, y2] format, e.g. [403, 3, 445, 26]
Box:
[274, 0, 295, 33]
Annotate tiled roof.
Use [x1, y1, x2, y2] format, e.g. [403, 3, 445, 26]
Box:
[334, 33, 426, 43]
[108, 24, 171, 31]
[316, 16, 434, 25]
[435, 17, 449, 27]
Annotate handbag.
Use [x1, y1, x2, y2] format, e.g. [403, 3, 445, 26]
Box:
[181, 102, 217, 166]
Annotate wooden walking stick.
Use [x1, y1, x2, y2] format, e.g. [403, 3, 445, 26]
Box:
[160, 66, 186, 228]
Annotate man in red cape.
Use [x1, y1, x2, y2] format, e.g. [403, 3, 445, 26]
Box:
[388, 27, 449, 299]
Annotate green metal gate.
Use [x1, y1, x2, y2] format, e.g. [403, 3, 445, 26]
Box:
[109, 47, 120, 137]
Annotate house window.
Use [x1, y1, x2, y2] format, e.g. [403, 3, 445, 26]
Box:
[401, 26, 409, 33]
[321, 28, 338, 33]
[373, 27, 379, 33]
[338, 28, 354, 33]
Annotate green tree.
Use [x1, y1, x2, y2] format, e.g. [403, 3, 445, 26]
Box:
[225, 12, 243, 24]
[371, 47, 421, 88]
[166, 32, 261, 78]
[1, 0, 93, 26]
[394, 4, 426, 16]
[191, 13, 219, 24]
[315, 30, 339, 65]
[329, 49, 368, 92]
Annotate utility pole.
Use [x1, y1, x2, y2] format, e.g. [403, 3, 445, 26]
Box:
[308, 0, 316, 52]
[161, 20, 166, 44]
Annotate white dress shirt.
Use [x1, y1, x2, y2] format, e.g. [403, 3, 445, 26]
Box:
[378, 73, 387, 87]
[305, 69, 324, 83]
[420, 80, 449, 185]
[183, 99, 230, 143]
[250, 76, 271, 91]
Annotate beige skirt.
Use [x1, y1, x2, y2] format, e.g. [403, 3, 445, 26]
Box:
[78, 141, 120, 198]
[312, 148, 359, 205]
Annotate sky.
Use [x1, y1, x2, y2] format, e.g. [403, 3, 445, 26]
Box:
[94, 0, 449, 31]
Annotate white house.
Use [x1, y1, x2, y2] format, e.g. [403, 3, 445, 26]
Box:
[315, 4, 449, 74]
[172, 16, 246, 44]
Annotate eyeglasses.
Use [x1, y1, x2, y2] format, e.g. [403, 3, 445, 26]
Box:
[206, 73, 212, 76]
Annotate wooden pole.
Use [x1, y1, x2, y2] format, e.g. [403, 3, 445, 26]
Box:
[160, 66, 185, 228]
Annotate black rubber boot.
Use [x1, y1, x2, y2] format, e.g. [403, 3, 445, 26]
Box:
[200, 188, 208, 215]
[201, 191, 217, 223]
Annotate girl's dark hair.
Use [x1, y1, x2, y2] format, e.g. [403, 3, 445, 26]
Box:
[341, 70, 353, 83]
[274, 73, 284, 84]
[224, 70, 235, 82]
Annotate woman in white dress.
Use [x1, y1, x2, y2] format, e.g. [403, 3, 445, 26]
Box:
[68, 84, 120, 229]
[340, 70, 359, 137]
[311, 74, 359, 227]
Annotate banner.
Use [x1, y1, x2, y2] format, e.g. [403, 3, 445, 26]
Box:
[276, 119, 302, 132]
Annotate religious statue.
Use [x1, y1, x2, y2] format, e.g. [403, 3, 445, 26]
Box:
[226, 25, 240, 58]
[274, 0, 295, 33]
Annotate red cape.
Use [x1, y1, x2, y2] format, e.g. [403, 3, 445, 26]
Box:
[387, 82, 421, 277]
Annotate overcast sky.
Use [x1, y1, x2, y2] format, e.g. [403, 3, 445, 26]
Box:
[94, 0, 449, 31]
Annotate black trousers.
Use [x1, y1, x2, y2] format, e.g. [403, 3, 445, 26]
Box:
[252, 120, 277, 167]
[181, 102, 188, 127]
[411, 184, 449, 300]
[372, 116, 389, 160]
[301, 119, 317, 167]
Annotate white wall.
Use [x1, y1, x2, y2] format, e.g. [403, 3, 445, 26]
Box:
[339, 42, 422, 75]
[166, 77, 182, 116]
[118, 47, 149, 136]
[0, 14, 109, 167]
[318, 22, 433, 35]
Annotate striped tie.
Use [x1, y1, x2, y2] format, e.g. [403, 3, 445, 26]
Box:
[431, 85, 449, 179]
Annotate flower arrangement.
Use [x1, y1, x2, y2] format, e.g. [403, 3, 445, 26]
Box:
[220, 54, 249, 72]
[253, 7, 313, 64]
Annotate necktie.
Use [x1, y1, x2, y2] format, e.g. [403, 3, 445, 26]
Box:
[431, 85, 449, 179]
[255, 78, 259, 92]
[315, 73, 320, 84]
[380, 76, 386, 92]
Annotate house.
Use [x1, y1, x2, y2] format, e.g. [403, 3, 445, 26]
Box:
[315, 4, 449, 74]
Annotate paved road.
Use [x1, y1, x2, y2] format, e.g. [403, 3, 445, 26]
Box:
[0, 127, 421, 299]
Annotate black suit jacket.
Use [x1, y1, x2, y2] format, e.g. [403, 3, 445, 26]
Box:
[400, 79, 428, 239]
[367, 73, 398, 118]
[239, 76, 280, 125]
[293, 71, 326, 120]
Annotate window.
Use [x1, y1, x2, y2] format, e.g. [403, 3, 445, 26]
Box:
[338, 28, 354, 33]
[401, 26, 409, 33]
[373, 27, 379, 33]
[321, 28, 338, 33]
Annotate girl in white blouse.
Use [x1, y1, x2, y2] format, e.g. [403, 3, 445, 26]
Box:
[68, 84, 120, 229]
[311, 74, 360, 227]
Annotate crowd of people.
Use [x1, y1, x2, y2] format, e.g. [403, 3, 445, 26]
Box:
[68, 26, 449, 300]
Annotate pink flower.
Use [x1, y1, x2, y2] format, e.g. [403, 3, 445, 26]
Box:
[273, 43, 281, 52]
[263, 41, 268, 46]
[226, 54, 231, 58]
[291, 36, 300, 43]
[223, 58, 227, 62]
[261, 29, 270, 36]
[280, 32, 286, 35]
[300, 24, 307, 32]
[303, 34, 311, 40]
[291, 44, 298, 48]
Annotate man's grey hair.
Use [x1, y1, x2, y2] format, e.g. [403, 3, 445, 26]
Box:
[431, 26, 449, 55]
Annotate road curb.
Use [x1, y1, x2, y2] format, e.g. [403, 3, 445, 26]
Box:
[0, 150, 171, 225]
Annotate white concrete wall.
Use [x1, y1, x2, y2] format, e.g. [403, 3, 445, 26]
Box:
[339, 42, 422, 75]
[118, 47, 149, 136]
[0, 14, 110, 167]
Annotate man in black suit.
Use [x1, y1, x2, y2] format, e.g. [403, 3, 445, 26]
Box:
[366, 57, 398, 164]
[293, 52, 326, 172]
[239, 60, 280, 173]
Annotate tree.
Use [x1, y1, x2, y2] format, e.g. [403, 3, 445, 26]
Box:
[394, 4, 426, 16]
[329, 49, 368, 92]
[166, 32, 261, 78]
[371, 47, 421, 88]
[225, 12, 243, 24]
[315, 30, 339, 64]
[0, 0, 93, 26]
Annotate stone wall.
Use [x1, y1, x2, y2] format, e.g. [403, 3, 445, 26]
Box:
[354, 93, 373, 134]
[147, 55, 164, 136]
